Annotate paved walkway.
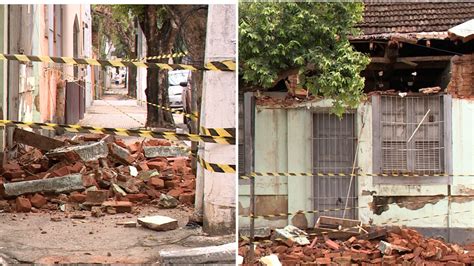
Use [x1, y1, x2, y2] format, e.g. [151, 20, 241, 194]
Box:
[79, 85, 147, 129]
[79, 85, 184, 130]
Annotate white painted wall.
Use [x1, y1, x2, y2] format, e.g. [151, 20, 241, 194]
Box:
[244, 93, 474, 241]
[198, 4, 236, 235]
[136, 23, 147, 106]
[83, 5, 92, 108]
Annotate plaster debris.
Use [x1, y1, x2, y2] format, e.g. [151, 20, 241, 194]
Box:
[137, 215, 178, 231]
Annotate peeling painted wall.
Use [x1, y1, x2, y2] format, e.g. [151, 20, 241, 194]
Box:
[241, 91, 474, 243]
[7, 5, 93, 124]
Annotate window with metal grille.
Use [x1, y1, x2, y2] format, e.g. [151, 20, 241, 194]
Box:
[312, 112, 357, 220]
[379, 95, 444, 175]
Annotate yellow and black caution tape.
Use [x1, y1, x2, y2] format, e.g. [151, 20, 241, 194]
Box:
[0, 120, 235, 144]
[240, 197, 447, 219]
[198, 156, 236, 173]
[123, 93, 199, 121]
[0, 53, 235, 71]
[239, 209, 472, 245]
[240, 172, 474, 179]
[200, 126, 236, 138]
[126, 51, 188, 62]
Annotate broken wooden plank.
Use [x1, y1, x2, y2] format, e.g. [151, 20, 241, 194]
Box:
[13, 128, 66, 151]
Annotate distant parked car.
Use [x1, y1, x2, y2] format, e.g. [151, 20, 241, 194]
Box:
[167, 70, 191, 109]
[168, 85, 184, 108]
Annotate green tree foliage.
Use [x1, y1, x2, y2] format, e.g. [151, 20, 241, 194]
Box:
[239, 2, 370, 115]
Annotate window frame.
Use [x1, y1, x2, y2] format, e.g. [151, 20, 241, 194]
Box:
[372, 94, 452, 185]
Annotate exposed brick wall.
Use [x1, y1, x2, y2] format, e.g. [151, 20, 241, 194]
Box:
[448, 53, 474, 98]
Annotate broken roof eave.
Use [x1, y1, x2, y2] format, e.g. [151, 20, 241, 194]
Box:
[350, 31, 450, 42]
[448, 19, 474, 43]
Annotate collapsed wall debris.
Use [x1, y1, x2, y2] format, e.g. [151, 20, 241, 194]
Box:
[0, 131, 196, 216]
[239, 225, 474, 265]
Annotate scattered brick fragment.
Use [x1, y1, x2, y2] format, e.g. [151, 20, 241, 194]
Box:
[30, 193, 47, 208]
[16, 197, 32, 212]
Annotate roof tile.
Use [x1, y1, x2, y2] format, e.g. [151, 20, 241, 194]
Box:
[358, 2, 474, 37]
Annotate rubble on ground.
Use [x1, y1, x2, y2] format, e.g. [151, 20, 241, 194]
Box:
[239, 225, 474, 265]
[0, 129, 196, 216]
[137, 215, 179, 231]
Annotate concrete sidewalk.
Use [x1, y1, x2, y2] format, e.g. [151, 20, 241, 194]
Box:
[78, 85, 146, 129]
[79, 85, 184, 130]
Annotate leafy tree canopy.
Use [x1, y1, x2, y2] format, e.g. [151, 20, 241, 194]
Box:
[239, 2, 370, 115]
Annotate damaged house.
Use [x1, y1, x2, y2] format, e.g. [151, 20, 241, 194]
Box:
[239, 2, 474, 245]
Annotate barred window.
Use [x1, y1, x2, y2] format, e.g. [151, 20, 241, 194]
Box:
[380, 95, 444, 175]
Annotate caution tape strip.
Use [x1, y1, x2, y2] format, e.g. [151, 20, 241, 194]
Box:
[126, 51, 188, 62]
[0, 53, 236, 71]
[240, 172, 474, 179]
[0, 120, 235, 145]
[198, 156, 236, 173]
[240, 197, 448, 219]
[239, 209, 472, 245]
[168, 141, 235, 173]
[44, 66, 200, 121]
[200, 126, 236, 138]
[45, 68, 234, 136]
[124, 93, 199, 121]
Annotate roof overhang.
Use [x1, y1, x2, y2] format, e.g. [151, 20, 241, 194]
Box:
[351, 32, 449, 42]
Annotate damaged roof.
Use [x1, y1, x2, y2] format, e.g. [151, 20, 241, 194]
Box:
[357, 2, 474, 39]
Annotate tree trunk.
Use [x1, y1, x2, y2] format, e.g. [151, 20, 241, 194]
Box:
[141, 6, 176, 129]
[127, 67, 137, 97]
[167, 6, 207, 132]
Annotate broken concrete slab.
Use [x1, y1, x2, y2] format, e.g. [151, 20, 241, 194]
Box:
[158, 194, 179, 209]
[158, 243, 236, 264]
[138, 215, 178, 231]
[143, 146, 189, 158]
[260, 254, 282, 266]
[3, 174, 84, 197]
[46, 141, 108, 162]
[378, 240, 410, 255]
[108, 143, 134, 165]
[13, 128, 66, 151]
[274, 225, 310, 245]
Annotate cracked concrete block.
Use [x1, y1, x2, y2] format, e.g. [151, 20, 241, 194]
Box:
[274, 225, 310, 245]
[158, 243, 236, 264]
[108, 143, 134, 165]
[3, 174, 84, 197]
[158, 194, 179, 209]
[46, 141, 108, 162]
[143, 146, 188, 158]
[137, 215, 178, 231]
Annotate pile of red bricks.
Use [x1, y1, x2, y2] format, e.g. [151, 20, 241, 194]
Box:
[0, 133, 196, 214]
[239, 227, 474, 265]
